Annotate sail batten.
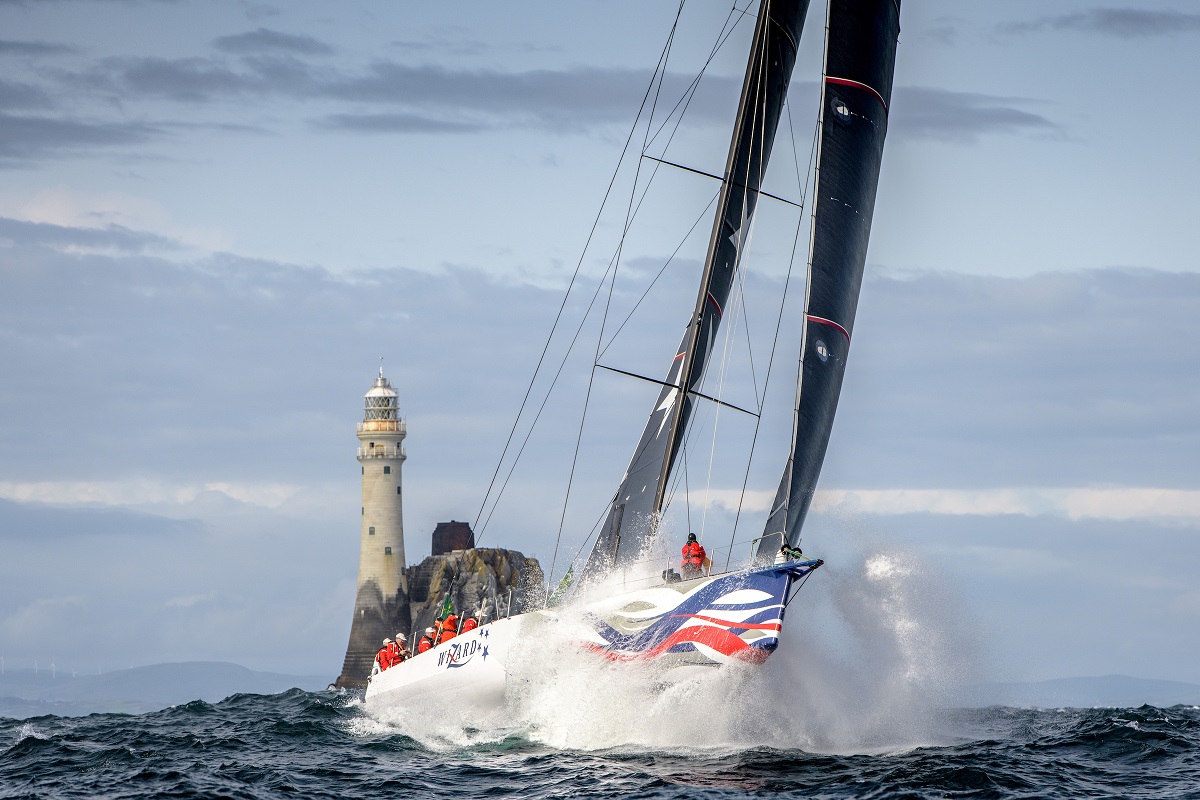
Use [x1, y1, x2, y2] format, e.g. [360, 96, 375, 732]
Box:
[758, 0, 902, 560]
[583, 0, 812, 578]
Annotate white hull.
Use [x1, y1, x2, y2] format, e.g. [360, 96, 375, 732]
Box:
[364, 559, 821, 714]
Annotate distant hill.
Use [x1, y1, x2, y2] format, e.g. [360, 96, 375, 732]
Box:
[958, 674, 1200, 709]
[0, 661, 329, 718]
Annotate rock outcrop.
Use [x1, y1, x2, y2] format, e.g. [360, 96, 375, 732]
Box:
[406, 548, 543, 639]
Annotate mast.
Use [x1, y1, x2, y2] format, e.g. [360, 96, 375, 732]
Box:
[583, 0, 811, 578]
[759, 0, 901, 558]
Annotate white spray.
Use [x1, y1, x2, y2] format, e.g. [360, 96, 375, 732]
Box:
[357, 544, 976, 755]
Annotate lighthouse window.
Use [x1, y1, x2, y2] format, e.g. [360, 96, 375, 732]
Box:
[396, 486, 402, 495]
[384, 547, 393, 555]
[383, 466, 391, 474]
[369, 527, 375, 536]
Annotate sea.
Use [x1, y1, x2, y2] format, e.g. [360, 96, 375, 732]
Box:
[5, 553, 1198, 798]
[2, 692, 1198, 799]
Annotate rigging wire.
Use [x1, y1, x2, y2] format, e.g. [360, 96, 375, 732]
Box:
[471, 1, 688, 540]
[478, 1, 748, 544]
[547, 3, 694, 588]
[597, 192, 719, 362]
[547, 3, 758, 585]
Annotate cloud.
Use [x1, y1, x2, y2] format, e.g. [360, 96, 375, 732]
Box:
[1, 225, 1198, 680]
[1000, 8, 1200, 38]
[87, 56, 265, 103]
[708, 487, 1200, 523]
[317, 63, 707, 131]
[0, 39, 75, 57]
[0, 79, 52, 111]
[890, 87, 1060, 143]
[315, 112, 485, 135]
[0, 480, 300, 511]
[0, 498, 200, 540]
[212, 27, 333, 56]
[835, 268, 1200, 489]
[2, 219, 1197, 504]
[0, 215, 180, 253]
[57, 51, 733, 130]
[814, 488, 1200, 522]
[0, 112, 160, 166]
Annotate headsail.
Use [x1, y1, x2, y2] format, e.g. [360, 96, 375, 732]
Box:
[759, 0, 901, 558]
[583, 0, 811, 578]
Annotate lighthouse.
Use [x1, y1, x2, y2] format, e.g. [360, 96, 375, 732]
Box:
[335, 367, 411, 689]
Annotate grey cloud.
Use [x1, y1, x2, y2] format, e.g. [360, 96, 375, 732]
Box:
[834, 268, 1200, 489]
[213, 27, 333, 56]
[71, 53, 320, 103]
[924, 25, 958, 46]
[1, 232, 1198, 679]
[0, 79, 52, 110]
[0, 216, 180, 252]
[0, 498, 199, 540]
[804, 509, 1200, 683]
[890, 87, 1060, 143]
[0, 112, 161, 166]
[66, 53, 733, 130]
[315, 112, 485, 134]
[1001, 8, 1200, 38]
[320, 63, 727, 131]
[2, 223, 1198, 517]
[100, 56, 259, 102]
[0, 39, 76, 56]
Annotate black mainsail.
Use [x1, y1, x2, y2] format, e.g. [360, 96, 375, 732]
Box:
[759, 0, 901, 558]
[583, 0, 811, 577]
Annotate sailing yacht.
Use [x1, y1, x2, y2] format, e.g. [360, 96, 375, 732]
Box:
[365, 0, 901, 712]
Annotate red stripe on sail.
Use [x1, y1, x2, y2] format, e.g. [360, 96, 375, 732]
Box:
[826, 76, 887, 113]
[706, 292, 723, 318]
[806, 314, 850, 341]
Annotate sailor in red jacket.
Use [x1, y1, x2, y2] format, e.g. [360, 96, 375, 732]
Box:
[459, 617, 478, 634]
[372, 637, 394, 675]
[416, 627, 436, 654]
[681, 532, 707, 578]
[437, 613, 460, 645]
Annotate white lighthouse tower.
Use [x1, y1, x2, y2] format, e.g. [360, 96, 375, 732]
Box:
[335, 367, 411, 689]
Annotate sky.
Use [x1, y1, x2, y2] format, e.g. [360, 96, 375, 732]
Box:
[1, 0, 1198, 686]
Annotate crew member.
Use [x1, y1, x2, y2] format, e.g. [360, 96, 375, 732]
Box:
[460, 617, 478, 634]
[417, 626, 436, 654]
[437, 612, 460, 645]
[372, 637, 394, 675]
[392, 632, 409, 663]
[681, 532, 707, 578]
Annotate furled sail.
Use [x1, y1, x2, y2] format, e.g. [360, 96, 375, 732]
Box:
[583, 0, 811, 578]
[758, 0, 901, 558]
